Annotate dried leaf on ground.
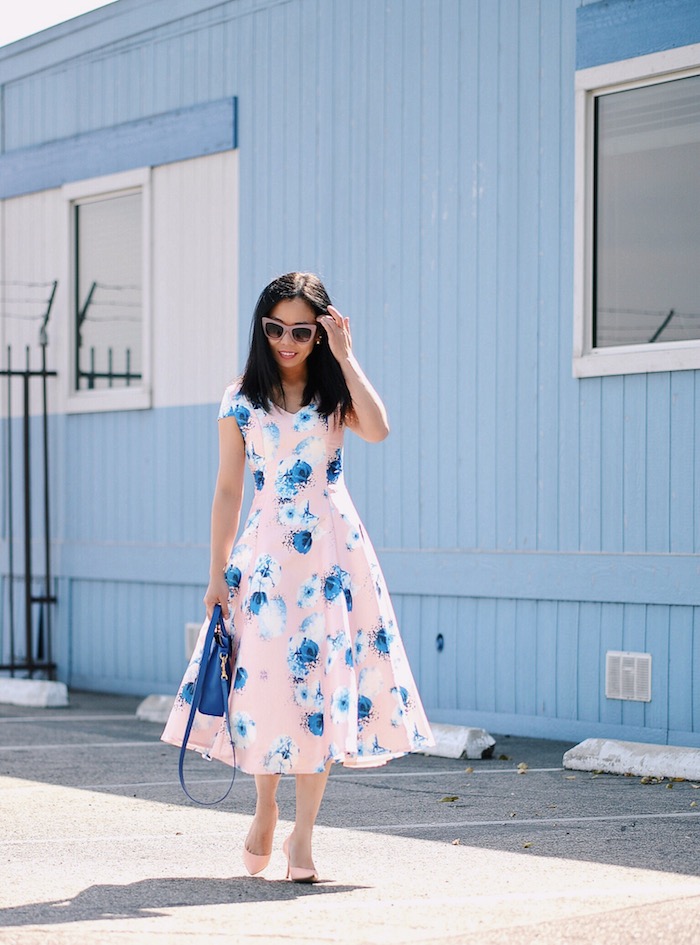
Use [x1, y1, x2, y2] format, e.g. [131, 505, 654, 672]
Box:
[465, 766, 474, 774]
[517, 763, 529, 774]
[523, 842, 533, 848]
[451, 838, 462, 845]
[439, 795, 459, 803]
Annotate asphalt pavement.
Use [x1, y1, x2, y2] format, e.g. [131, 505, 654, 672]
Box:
[1, 691, 699, 944]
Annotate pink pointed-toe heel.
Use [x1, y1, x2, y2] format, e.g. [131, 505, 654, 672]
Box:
[282, 836, 319, 884]
[242, 846, 271, 876]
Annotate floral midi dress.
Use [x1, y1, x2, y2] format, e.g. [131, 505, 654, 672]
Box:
[161, 383, 434, 774]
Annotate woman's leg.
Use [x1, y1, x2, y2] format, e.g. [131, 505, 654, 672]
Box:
[245, 773, 281, 856]
[286, 762, 332, 869]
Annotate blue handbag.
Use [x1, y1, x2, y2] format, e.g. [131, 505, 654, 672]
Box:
[178, 604, 237, 805]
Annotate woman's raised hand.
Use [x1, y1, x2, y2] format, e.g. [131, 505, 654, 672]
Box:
[320, 305, 352, 363]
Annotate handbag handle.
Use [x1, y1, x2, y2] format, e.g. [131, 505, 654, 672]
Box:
[178, 604, 237, 805]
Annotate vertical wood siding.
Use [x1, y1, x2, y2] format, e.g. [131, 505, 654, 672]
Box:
[1, 0, 698, 744]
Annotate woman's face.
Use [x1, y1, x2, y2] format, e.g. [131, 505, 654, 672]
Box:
[263, 297, 319, 372]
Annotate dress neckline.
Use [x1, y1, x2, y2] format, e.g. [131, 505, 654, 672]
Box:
[271, 401, 315, 417]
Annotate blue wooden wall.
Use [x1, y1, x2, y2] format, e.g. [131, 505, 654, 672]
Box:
[1, 0, 698, 746]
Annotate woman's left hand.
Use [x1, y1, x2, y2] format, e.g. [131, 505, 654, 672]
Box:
[320, 305, 352, 363]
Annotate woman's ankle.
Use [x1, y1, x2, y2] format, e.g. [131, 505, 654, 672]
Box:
[255, 799, 278, 820]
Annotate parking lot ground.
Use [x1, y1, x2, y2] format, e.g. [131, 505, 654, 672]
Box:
[1, 691, 699, 944]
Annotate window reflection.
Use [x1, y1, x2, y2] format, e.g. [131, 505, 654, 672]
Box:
[594, 74, 700, 347]
[75, 191, 142, 389]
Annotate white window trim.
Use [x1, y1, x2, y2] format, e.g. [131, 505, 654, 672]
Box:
[573, 43, 700, 378]
[62, 167, 152, 412]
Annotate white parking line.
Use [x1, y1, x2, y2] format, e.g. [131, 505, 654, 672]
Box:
[0, 714, 135, 724]
[357, 811, 700, 831]
[1, 811, 697, 848]
[337, 767, 565, 777]
[0, 741, 161, 751]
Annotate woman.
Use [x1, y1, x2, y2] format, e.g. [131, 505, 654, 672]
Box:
[162, 273, 433, 882]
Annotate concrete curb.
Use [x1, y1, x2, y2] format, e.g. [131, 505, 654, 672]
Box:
[136, 694, 175, 723]
[0, 678, 69, 708]
[563, 737, 700, 780]
[423, 722, 496, 760]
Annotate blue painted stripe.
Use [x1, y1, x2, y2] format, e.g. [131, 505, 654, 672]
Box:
[380, 550, 700, 606]
[4, 544, 699, 609]
[577, 0, 700, 70]
[0, 97, 238, 198]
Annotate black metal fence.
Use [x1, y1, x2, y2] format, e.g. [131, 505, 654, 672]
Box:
[1, 282, 58, 678]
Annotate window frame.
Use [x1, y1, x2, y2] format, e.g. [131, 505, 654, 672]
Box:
[573, 44, 700, 378]
[63, 167, 152, 412]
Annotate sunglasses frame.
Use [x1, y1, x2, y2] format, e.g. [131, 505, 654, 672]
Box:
[261, 316, 319, 344]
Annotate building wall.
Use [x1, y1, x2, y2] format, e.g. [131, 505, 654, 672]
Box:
[1, 0, 698, 746]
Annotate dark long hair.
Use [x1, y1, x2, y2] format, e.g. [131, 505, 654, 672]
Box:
[239, 272, 352, 421]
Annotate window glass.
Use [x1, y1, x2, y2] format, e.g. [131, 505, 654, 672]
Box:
[75, 191, 142, 389]
[594, 74, 700, 347]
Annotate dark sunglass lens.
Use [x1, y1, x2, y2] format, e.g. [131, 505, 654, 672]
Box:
[292, 327, 313, 343]
[264, 321, 283, 339]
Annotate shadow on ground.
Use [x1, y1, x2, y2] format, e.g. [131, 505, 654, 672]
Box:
[0, 876, 364, 928]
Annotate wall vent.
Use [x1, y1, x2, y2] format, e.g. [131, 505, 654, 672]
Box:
[185, 622, 201, 660]
[605, 650, 652, 702]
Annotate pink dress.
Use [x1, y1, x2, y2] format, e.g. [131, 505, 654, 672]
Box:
[161, 384, 434, 774]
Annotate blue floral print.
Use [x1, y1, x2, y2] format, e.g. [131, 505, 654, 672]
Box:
[294, 680, 324, 709]
[293, 406, 317, 432]
[164, 384, 435, 775]
[225, 565, 241, 590]
[297, 574, 321, 608]
[326, 448, 342, 484]
[232, 403, 252, 431]
[292, 530, 313, 554]
[276, 459, 312, 499]
[250, 591, 267, 614]
[262, 421, 280, 456]
[324, 565, 353, 611]
[331, 686, 351, 723]
[263, 735, 300, 774]
[180, 680, 195, 704]
[257, 594, 287, 640]
[371, 619, 394, 656]
[354, 629, 368, 665]
[231, 710, 256, 748]
[324, 631, 348, 674]
[357, 695, 372, 723]
[288, 637, 320, 678]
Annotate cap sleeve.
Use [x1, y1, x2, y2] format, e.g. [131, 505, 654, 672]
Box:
[217, 383, 239, 421]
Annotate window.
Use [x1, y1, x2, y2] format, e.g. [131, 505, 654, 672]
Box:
[574, 46, 700, 377]
[75, 192, 142, 390]
[64, 169, 151, 411]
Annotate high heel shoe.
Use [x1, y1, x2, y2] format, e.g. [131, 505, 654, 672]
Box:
[282, 836, 318, 883]
[242, 846, 271, 876]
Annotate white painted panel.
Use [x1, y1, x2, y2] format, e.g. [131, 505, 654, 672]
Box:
[151, 151, 239, 409]
[0, 187, 67, 418]
[0, 151, 239, 415]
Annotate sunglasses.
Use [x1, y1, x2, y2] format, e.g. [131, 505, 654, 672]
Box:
[262, 317, 318, 344]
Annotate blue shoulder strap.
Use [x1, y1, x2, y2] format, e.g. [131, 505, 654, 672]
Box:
[178, 604, 237, 805]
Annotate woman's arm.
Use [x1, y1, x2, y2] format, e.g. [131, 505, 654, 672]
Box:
[320, 305, 390, 443]
[203, 417, 246, 618]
